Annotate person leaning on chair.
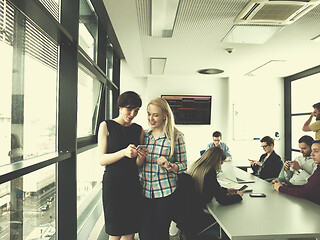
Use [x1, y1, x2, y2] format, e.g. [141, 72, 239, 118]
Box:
[249, 136, 283, 180]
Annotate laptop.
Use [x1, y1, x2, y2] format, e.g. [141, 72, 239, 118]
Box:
[221, 162, 255, 184]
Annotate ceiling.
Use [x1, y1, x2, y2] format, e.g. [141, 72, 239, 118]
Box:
[103, 0, 320, 79]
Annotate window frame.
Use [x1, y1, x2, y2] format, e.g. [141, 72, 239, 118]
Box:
[284, 65, 320, 159]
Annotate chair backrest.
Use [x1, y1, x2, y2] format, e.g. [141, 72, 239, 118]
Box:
[200, 150, 205, 156]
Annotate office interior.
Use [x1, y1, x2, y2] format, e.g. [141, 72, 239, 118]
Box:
[0, 0, 320, 239]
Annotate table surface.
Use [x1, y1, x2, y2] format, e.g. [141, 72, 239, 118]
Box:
[207, 165, 320, 240]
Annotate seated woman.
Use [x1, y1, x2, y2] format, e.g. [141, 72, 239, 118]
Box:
[249, 136, 283, 180]
[188, 146, 244, 207]
[174, 147, 244, 240]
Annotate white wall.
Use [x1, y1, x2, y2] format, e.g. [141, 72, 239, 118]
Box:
[120, 60, 285, 169]
[228, 75, 285, 167]
[119, 60, 148, 126]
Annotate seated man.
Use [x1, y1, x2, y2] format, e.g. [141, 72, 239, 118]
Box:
[282, 135, 316, 185]
[205, 131, 232, 162]
[249, 136, 283, 180]
[273, 140, 320, 205]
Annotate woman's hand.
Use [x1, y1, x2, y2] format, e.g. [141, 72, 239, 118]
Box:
[236, 190, 245, 197]
[123, 144, 138, 158]
[137, 147, 148, 158]
[227, 188, 238, 195]
[157, 156, 172, 169]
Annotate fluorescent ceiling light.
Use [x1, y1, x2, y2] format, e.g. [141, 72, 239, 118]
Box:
[222, 25, 284, 44]
[311, 34, 320, 42]
[150, 58, 166, 74]
[245, 60, 286, 76]
[151, 0, 180, 37]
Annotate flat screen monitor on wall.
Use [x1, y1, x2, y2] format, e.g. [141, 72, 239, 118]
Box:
[161, 95, 211, 125]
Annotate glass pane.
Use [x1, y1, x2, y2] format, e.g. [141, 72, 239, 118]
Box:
[0, 164, 56, 239]
[77, 147, 102, 229]
[291, 115, 314, 148]
[77, 65, 102, 137]
[106, 88, 113, 120]
[0, 2, 58, 167]
[106, 40, 113, 81]
[38, 0, 60, 22]
[291, 74, 320, 114]
[79, 0, 98, 61]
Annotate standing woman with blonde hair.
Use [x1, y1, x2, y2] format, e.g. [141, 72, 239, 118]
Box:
[188, 147, 244, 207]
[139, 97, 187, 240]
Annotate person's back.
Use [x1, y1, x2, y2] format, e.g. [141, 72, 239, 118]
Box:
[174, 173, 215, 239]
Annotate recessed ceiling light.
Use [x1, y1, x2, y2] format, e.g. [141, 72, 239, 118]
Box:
[197, 68, 224, 75]
[150, 58, 167, 74]
[151, 0, 180, 37]
[221, 25, 284, 44]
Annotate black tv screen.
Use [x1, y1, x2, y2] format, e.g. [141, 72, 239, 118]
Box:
[161, 95, 211, 125]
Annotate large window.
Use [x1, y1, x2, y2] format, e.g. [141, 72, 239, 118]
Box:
[0, 0, 58, 167]
[286, 68, 320, 157]
[79, 0, 98, 62]
[77, 65, 102, 137]
[0, 0, 120, 239]
[76, 148, 102, 231]
[0, 164, 56, 239]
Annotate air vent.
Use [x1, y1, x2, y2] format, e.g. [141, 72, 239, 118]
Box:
[235, 0, 320, 25]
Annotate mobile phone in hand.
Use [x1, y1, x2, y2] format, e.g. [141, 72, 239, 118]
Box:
[136, 145, 147, 150]
[238, 185, 248, 191]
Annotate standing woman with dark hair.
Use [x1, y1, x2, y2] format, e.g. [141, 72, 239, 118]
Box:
[139, 97, 187, 240]
[98, 91, 147, 240]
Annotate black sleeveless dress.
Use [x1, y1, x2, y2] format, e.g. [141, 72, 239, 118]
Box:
[102, 120, 143, 236]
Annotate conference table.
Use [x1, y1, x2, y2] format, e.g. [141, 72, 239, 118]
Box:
[206, 166, 320, 240]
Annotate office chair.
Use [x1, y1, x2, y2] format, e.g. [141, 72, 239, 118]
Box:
[200, 150, 205, 156]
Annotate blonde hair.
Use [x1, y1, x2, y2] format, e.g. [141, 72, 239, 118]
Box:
[187, 147, 226, 194]
[148, 97, 182, 158]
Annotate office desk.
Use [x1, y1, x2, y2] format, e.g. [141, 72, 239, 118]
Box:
[207, 167, 320, 240]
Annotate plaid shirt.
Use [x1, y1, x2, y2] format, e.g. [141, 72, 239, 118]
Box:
[139, 130, 187, 198]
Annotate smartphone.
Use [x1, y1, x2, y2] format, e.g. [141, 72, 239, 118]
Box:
[136, 145, 147, 150]
[238, 185, 248, 191]
[284, 156, 290, 162]
[250, 193, 266, 197]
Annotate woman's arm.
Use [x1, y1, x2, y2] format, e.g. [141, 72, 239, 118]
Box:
[171, 134, 187, 173]
[204, 169, 242, 205]
[136, 128, 147, 168]
[98, 121, 137, 166]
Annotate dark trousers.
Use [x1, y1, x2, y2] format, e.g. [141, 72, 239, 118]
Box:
[139, 193, 175, 240]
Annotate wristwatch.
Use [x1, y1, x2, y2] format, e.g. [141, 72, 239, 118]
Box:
[298, 169, 303, 174]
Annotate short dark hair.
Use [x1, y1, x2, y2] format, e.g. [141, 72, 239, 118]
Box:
[260, 136, 274, 146]
[117, 91, 142, 109]
[212, 131, 222, 138]
[313, 102, 320, 111]
[313, 140, 320, 145]
[299, 135, 314, 148]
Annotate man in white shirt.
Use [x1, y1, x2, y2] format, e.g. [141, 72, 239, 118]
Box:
[283, 135, 317, 185]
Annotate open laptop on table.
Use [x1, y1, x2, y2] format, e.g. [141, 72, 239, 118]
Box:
[221, 162, 255, 184]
